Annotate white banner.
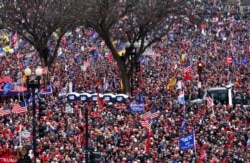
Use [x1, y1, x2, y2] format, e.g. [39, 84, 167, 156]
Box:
[21, 131, 30, 138]
[65, 104, 74, 113]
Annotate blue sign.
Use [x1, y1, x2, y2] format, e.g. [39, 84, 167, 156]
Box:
[67, 93, 80, 101]
[115, 94, 128, 102]
[66, 93, 129, 103]
[79, 93, 91, 102]
[102, 93, 116, 102]
[179, 131, 195, 151]
[129, 101, 145, 113]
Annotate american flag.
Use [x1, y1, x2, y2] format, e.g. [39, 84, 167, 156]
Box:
[16, 52, 24, 59]
[84, 59, 90, 68]
[0, 106, 11, 116]
[140, 119, 152, 130]
[178, 90, 185, 105]
[12, 31, 19, 49]
[184, 66, 192, 73]
[11, 102, 27, 114]
[141, 110, 160, 120]
[183, 59, 192, 74]
[206, 96, 214, 108]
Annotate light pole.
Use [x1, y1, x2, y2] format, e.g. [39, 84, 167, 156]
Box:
[85, 107, 89, 163]
[24, 66, 43, 162]
[126, 42, 139, 96]
[197, 58, 203, 98]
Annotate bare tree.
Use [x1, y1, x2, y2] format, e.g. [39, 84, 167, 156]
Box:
[83, 0, 199, 94]
[0, 0, 84, 67]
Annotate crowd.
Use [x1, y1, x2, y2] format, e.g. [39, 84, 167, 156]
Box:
[0, 0, 250, 163]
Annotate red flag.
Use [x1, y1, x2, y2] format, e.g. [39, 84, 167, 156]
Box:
[145, 133, 150, 153]
[145, 130, 152, 153]
[226, 56, 232, 64]
[107, 53, 113, 61]
[12, 31, 19, 49]
[61, 36, 67, 48]
[184, 73, 192, 80]
[97, 93, 103, 111]
[16, 52, 24, 59]
[84, 59, 90, 68]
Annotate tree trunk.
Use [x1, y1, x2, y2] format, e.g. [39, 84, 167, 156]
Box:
[38, 51, 51, 87]
[121, 70, 131, 95]
[117, 59, 131, 95]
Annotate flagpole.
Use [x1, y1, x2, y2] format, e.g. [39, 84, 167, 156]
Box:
[193, 130, 197, 157]
[211, 94, 215, 116]
[19, 124, 22, 148]
[145, 128, 151, 154]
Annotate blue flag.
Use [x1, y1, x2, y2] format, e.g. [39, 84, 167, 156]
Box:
[181, 117, 186, 131]
[19, 101, 27, 108]
[178, 91, 185, 105]
[179, 131, 195, 151]
[40, 85, 53, 95]
[129, 101, 145, 113]
[138, 56, 145, 63]
[3, 83, 12, 94]
[242, 57, 248, 65]
[233, 58, 240, 65]
[24, 59, 29, 67]
[165, 59, 171, 65]
[92, 31, 99, 39]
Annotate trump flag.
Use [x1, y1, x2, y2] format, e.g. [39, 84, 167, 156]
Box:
[179, 131, 195, 151]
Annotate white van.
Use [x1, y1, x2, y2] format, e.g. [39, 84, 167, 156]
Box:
[202, 84, 234, 107]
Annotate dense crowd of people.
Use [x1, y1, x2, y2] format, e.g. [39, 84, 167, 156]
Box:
[0, 1, 250, 162]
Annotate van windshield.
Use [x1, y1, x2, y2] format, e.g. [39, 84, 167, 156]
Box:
[207, 90, 228, 105]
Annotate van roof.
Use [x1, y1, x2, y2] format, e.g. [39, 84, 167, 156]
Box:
[208, 87, 227, 91]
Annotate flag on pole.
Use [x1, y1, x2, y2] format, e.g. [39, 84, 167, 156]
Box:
[79, 108, 82, 119]
[16, 52, 24, 59]
[178, 90, 185, 105]
[11, 102, 27, 114]
[226, 56, 233, 64]
[140, 119, 153, 154]
[0, 105, 11, 116]
[140, 110, 160, 120]
[181, 116, 186, 131]
[140, 118, 152, 130]
[12, 31, 19, 49]
[179, 131, 195, 151]
[0, 48, 6, 57]
[206, 96, 214, 108]
[3, 83, 12, 94]
[145, 131, 152, 153]
[2, 31, 10, 43]
[183, 60, 192, 74]
[40, 85, 53, 95]
[19, 124, 22, 147]
[166, 77, 177, 89]
[206, 96, 215, 115]
[97, 93, 103, 111]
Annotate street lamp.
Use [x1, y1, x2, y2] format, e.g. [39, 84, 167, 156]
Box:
[24, 66, 42, 161]
[84, 106, 89, 163]
[125, 42, 138, 96]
